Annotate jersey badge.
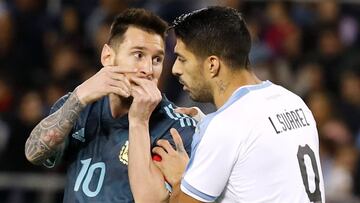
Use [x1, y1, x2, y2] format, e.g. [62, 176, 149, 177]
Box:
[119, 140, 129, 165]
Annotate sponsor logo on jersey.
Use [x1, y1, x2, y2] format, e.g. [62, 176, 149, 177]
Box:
[119, 140, 129, 165]
[72, 128, 85, 142]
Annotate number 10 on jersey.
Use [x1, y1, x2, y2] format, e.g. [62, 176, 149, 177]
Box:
[74, 158, 106, 197]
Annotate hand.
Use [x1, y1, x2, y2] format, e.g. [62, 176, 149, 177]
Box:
[152, 128, 189, 187]
[75, 66, 135, 105]
[174, 107, 205, 122]
[128, 77, 162, 122]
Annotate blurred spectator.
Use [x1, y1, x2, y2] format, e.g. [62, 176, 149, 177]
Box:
[85, 0, 127, 45]
[337, 70, 360, 136]
[294, 63, 325, 97]
[0, 6, 15, 84]
[0, 1, 358, 202]
[0, 117, 9, 157]
[317, 0, 339, 26]
[264, 2, 299, 58]
[0, 76, 13, 114]
[0, 91, 45, 172]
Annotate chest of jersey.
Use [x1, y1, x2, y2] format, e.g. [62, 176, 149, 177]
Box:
[64, 124, 136, 203]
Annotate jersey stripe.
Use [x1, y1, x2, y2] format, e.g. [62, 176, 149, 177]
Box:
[163, 104, 196, 127]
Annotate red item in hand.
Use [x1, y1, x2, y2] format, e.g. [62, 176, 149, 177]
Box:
[152, 154, 162, 162]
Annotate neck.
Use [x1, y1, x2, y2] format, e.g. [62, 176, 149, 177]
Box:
[109, 93, 131, 118]
[213, 69, 261, 109]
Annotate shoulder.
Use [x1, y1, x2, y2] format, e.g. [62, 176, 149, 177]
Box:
[156, 96, 197, 129]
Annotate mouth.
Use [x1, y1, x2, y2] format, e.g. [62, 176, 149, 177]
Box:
[178, 79, 188, 91]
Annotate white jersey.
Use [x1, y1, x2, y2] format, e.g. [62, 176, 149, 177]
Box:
[181, 81, 325, 203]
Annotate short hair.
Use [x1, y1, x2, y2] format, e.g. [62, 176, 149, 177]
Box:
[108, 8, 168, 47]
[171, 6, 251, 69]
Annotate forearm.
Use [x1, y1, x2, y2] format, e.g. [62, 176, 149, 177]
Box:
[128, 120, 168, 203]
[169, 183, 181, 203]
[25, 91, 85, 165]
[170, 184, 204, 203]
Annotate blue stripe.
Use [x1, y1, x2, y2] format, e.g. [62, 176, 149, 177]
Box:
[182, 179, 217, 201]
[217, 80, 272, 113]
[186, 80, 272, 172]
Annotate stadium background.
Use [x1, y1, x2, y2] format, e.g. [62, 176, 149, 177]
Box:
[0, 0, 359, 202]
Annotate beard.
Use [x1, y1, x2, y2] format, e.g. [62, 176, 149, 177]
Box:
[179, 77, 213, 103]
[109, 93, 133, 109]
[188, 82, 213, 103]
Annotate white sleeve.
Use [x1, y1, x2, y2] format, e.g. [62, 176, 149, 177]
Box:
[181, 118, 240, 202]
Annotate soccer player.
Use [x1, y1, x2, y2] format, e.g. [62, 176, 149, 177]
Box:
[24, 8, 195, 203]
[147, 6, 325, 203]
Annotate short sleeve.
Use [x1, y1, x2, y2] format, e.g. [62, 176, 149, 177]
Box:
[181, 116, 239, 202]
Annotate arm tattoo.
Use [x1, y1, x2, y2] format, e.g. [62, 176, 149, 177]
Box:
[25, 91, 85, 165]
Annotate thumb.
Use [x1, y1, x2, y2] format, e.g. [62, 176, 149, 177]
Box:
[175, 107, 205, 122]
[170, 128, 186, 153]
[174, 107, 198, 117]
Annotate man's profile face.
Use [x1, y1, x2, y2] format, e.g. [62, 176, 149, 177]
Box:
[112, 26, 165, 84]
[172, 39, 212, 102]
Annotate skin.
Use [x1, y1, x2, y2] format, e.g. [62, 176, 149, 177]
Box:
[172, 40, 213, 103]
[25, 26, 168, 202]
[154, 39, 261, 203]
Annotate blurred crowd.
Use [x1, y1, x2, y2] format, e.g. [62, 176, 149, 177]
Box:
[0, 0, 359, 203]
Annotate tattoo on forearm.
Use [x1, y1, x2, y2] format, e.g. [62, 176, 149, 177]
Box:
[25, 91, 85, 165]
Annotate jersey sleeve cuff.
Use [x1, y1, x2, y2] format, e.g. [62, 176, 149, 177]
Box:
[181, 179, 217, 202]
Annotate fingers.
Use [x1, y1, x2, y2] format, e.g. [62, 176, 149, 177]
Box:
[110, 72, 131, 88]
[174, 107, 198, 117]
[129, 77, 161, 100]
[108, 85, 130, 98]
[170, 128, 186, 153]
[152, 146, 168, 158]
[175, 107, 205, 122]
[105, 66, 137, 74]
[156, 139, 175, 154]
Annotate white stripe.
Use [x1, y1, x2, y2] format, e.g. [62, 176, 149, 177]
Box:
[185, 118, 192, 126]
[164, 104, 197, 127]
[164, 106, 178, 120]
[180, 118, 185, 127]
[191, 118, 196, 126]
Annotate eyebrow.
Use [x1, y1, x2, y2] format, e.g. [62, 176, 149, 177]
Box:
[174, 52, 184, 58]
[131, 46, 164, 56]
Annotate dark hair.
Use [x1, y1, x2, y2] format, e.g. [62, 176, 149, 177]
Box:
[108, 8, 168, 47]
[171, 6, 251, 69]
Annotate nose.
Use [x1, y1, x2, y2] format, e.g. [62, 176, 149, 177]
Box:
[137, 59, 153, 78]
[172, 60, 181, 77]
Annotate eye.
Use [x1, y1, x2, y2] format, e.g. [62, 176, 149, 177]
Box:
[152, 56, 163, 65]
[134, 52, 144, 60]
[177, 56, 186, 63]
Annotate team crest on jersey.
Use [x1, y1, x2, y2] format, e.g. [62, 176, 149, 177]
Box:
[119, 140, 129, 165]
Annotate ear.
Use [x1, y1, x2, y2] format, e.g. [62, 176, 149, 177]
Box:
[206, 56, 220, 78]
[101, 44, 115, 66]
